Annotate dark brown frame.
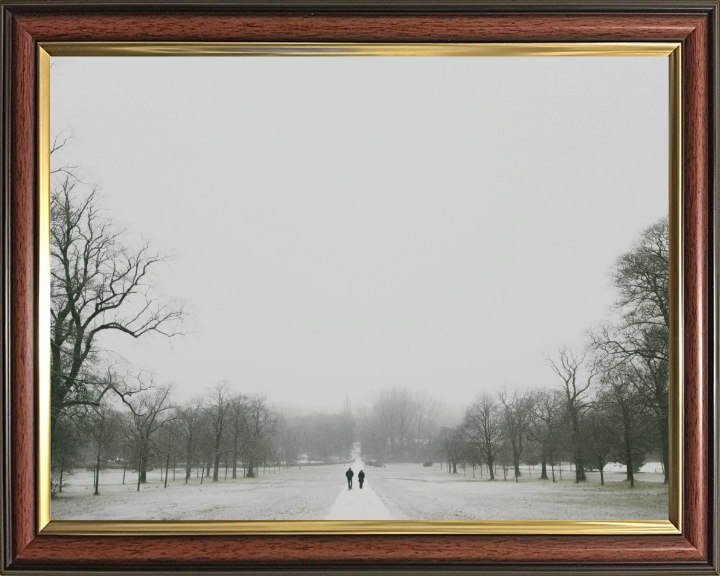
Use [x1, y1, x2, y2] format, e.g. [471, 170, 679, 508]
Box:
[1, 2, 718, 573]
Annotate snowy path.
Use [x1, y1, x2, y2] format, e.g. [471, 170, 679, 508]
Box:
[325, 452, 393, 520]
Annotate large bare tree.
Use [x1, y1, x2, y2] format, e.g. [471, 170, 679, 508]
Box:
[50, 154, 188, 435]
[591, 217, 670, 482]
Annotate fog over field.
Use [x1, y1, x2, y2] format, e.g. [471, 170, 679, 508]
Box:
[49, 56, 670, 521]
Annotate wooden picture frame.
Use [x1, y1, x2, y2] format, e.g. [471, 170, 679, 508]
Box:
[1, 1, 717, 573]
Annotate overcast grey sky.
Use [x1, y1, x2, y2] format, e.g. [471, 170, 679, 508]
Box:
[50, 56, 668, 413]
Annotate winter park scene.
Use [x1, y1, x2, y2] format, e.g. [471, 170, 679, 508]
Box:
[50, 56, 670, 522]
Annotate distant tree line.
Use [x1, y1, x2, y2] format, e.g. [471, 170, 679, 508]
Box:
[361, 218, 669, 488]
[357, 388, 442, 463]
[52, 378, 356, 497]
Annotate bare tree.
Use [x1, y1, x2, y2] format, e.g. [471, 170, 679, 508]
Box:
[591, 217, 669, 482]
[118, 382, 175, 488]
[243, 395, 276, 477]
[205, 381, 232, 482]
[529, 389, 564, 482]
[462, 393, 502, 480]
[229, 394, 249, 478]
[546, 348, 598, 483]
[50, 160, 188, 436]
[498, 388, 533, 482]
[596, 363, 653, 487]
[156, 418, 179, 488]
[437, 427, 463, 473]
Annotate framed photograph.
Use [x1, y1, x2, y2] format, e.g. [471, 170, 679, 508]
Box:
[1, 1, 717, 574]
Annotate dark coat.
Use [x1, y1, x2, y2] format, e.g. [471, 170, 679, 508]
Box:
[346, 469, 354, 479]
[358, 471, 365, 480]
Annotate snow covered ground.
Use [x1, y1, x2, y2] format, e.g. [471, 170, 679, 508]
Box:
[52, 458, 668, 521]
[364, 462, 668, 521]
[52, 464, 344, 521]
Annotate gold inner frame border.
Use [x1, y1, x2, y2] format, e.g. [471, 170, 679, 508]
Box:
[37, 41, 683, 535]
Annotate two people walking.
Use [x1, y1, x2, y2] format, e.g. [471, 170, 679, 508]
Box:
[346, 467, 365, 490]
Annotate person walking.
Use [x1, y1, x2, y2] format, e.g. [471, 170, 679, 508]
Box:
[346, 467, 354, 489]
[358, 469, 365, 489]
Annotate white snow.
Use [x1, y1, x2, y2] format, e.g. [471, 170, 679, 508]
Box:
[52, 464, 343, 521]
[52, 458, 668, 522]
[325, 453, 393, 520]
[365, 462, 668, 521]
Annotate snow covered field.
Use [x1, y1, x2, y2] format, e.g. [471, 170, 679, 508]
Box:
[364, 462, 668, 521]
[52, 464, 344, 521]
[52, 458, 668, 521]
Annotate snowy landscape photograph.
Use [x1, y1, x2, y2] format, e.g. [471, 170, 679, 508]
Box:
[49, 55, 670, 523]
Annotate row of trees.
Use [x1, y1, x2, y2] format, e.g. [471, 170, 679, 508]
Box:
[435, 218, 669, 487]
[52, 379, 357, 496]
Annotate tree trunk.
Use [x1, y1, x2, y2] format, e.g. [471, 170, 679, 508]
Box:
[571, 413, 586, 482]
[232, 436, 238, 479]
[94, 454, 100, 495]
[540, 448, 548, 479]
[122, 463, 126, 485]
[213, 442, 221, 481]
[136, 455, 142, 492]
[247, 460, 255, 478]
[164, 452, 170, 488]
[624, 433, 634, 487]
[599, 457, 605, 486]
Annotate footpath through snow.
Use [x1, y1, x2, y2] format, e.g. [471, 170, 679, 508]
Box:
[325, 451, 393, 520]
